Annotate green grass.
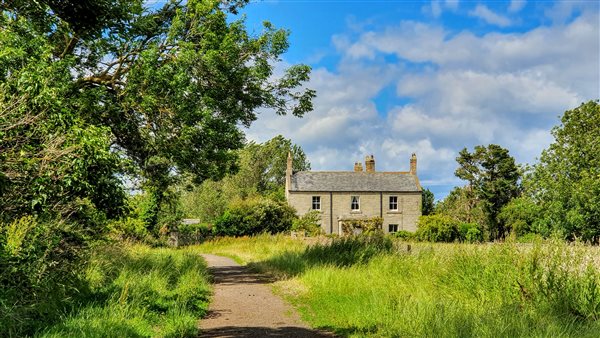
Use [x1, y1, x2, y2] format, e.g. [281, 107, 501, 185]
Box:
[38, 244, 211, 338]
[196, 235, 600, 337]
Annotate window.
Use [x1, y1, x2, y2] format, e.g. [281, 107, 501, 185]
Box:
[389, 224, 399, 233]
[351, 196, 360, 211]
[389, 196, 398, 210]
[312, 196, 321, 210]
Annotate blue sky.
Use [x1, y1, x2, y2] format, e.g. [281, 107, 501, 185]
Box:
[234, 0, 600, 200]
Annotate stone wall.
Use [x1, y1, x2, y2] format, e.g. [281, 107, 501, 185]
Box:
[288, 191, 422, 234]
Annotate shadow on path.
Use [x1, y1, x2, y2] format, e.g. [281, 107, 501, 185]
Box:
[199, 254, 335, 338]
[201, 325, 333, 338]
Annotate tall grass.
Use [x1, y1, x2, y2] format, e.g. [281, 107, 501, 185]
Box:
[196, 236, 600, 337]
[38, 244, 211, 337]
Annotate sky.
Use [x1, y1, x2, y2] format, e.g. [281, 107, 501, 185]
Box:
[148, 0, 600, 200]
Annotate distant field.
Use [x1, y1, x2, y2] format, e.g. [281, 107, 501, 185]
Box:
[195, 235, 600, 337]
[39, 245, 211, 338]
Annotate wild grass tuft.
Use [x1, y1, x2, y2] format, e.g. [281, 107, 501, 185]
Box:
[39, 244, 211, 337]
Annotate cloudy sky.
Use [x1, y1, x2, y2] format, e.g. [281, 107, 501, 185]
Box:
[234, 0, 599, 200]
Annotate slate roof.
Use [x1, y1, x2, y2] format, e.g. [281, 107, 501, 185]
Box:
[290, 171, 421, 192]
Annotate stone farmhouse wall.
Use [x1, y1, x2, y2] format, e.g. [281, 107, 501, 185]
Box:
[289, 191, 422, 234]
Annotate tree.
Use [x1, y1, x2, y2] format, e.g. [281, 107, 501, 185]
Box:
[1, 0, 315, 225]
[180, 135, 310, 221]
[435, 186, 487, 228]
[421, 188, 435, 215]
[455, 144, 520, 239]
[529, 100, 600, 242]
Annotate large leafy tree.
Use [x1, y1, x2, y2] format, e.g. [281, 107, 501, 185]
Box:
[455, 144, 520, 239]
[529, 100, 600, 242]
[0, 0, 315, 221]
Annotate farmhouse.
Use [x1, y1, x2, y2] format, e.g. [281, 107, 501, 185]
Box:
[286, 153, 422, 235]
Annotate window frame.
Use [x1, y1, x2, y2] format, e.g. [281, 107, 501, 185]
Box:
[312, 196, 321, 210]
[388, 224, 399, 233]
[389, 196, 398, 211]
[351, 196, 360, 211]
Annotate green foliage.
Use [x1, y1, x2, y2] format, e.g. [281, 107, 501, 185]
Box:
[455, 144, 521, 239]
[179, 135, 310, 222]
[0, 217, 88, 335]
[212, 197, 296, 236]
[458, 222, 483, 243]
[529, 100, 600, 242]
[416, 215, 483, 243]
[341, 217, 384, 235]
[177, 222, 212, 246]
[416, 215, 460, 242]
[435, 186, 487, 228]
[498, 196, 544, 237]
[1, 0, 314, 227]
[291, 211, 323, 236]
[40, 244, 211, 337]
[393, 230, 416, 240]
[421, 188, 435, 215]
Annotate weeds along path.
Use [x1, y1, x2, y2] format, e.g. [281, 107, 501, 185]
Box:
[199, 254, 334, 338]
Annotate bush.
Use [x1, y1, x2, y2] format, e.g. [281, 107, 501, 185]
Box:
[393, 230, 416, 240]
[292, 211, 323, 236]
[178, 222, 212, 245]
[107, 217, 150, 241]
[416, 215, 460, 242]
[212, 197, 296, 236]
[341, 217, 384, 235]
[0, 216, 89, 335]
[458, 222, 483, 243]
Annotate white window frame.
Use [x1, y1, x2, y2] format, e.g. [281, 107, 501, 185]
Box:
[389, 224, 399, 233]
[312, 196, 321, 210]
[351, 196, 360, 211]
[389, 196, 398, 211]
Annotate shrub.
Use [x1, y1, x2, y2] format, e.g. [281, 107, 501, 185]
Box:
[178, 222, 212, 245]
[341, 217, 384, 235]
[458, 222, 483, 243]
[212, 197, 296, 236]
[292, 211, 323, 236]
[107, 217, 150, 241]
[416, 215, 460, 242]
[0, 216, 88, 335]
[393, 230, 416, 240]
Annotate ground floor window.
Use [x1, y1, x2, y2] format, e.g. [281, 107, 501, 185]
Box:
[388, 224, 399, 233]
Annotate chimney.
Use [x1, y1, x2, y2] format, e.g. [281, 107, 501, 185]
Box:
[410, 153, 417, 175]
[353, 162, 363, 172]
[285, 152, 292, 200]
[365, 155, 375, 173]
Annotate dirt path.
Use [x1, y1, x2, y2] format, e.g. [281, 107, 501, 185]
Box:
[199, 254, 334, 338]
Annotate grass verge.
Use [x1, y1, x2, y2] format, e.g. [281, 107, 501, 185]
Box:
[196, 235, 600, 337]
[38, 244, 211, 337]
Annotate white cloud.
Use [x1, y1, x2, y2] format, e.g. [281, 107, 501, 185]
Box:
[445, 0, 459, 10]
[508, 0, 526, 13]
[469, 4, 512, 27]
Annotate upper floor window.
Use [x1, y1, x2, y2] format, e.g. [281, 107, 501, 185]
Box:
[351, 196, 360, 211]
[389, 196, 398, 211]
[312, 196, 321, 210]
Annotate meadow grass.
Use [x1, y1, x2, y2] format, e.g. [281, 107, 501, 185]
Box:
[196, 235, 600, 337]
[38, 244, 211, 338]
